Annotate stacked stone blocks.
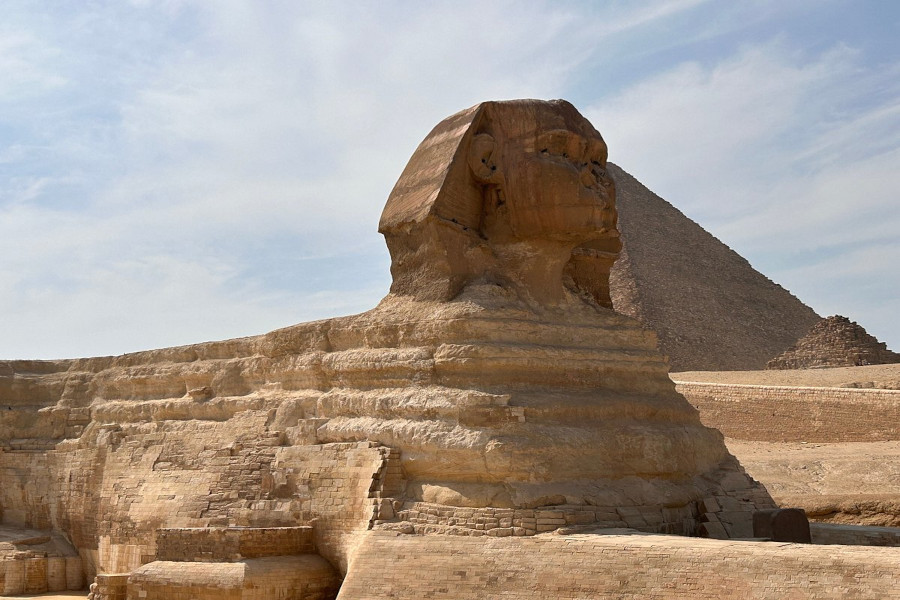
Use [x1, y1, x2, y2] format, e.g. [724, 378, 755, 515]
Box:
[124, 527, 340, 600]
[675, 381, 900, 442]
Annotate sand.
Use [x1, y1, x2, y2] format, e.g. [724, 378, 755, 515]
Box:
[673, 363, 900, 389]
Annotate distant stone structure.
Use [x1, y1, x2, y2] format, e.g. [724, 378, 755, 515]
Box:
[1, 100, 897, 599]
[608, 165, 821, 371]
[767, 315, 900, 369]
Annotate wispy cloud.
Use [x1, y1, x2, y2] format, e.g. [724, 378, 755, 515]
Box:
[1, 1, 897, 357]
[587, 38, 900, 348]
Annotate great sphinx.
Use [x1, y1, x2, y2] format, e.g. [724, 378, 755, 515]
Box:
[0, 100, 776, 595]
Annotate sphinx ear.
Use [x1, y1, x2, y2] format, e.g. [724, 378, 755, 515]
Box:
[468, 133, 503, 185]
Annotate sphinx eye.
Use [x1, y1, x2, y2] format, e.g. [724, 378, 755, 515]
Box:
[540, 148, 548, 154]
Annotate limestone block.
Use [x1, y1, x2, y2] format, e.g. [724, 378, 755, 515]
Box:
[698, 521, 729, 539]
[24, 557, 47, 594]
[47, 556, 67, 591]
[336, 530, 900, 599]
[3, 559, 26, 596]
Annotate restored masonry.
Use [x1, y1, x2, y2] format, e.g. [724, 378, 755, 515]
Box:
[675, 381, 900, 442]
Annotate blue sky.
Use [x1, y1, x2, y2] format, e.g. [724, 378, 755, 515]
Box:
[1, 0, 898, 360]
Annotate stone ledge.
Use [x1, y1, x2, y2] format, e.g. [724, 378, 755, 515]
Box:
[155, 526, 316, 562]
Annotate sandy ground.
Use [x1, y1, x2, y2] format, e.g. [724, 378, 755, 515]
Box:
[726, 438, 900, 527]
[672, 365, 900, 525]
[726, 439, 900, 498]
[673, 363, 900, 389]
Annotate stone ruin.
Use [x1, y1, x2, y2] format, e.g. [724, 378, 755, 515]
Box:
[767, 315, 900, 370]
[2, 99, 896, 599]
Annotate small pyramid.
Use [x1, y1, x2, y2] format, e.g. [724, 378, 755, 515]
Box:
[767, 315, 900, 369]
[608, 164, 821, 371]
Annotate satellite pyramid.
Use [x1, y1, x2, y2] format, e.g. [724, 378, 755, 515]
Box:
[767, 315, 900, 369]
[608, 164, 821, 371]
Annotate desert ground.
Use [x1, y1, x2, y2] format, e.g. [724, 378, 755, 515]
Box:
[675, 364, 900, 527]
[674, 363, 900, 389]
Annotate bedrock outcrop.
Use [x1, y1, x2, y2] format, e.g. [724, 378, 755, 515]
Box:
[0, 100, 775, 588]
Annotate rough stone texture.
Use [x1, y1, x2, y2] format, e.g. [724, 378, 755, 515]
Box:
[336, 530, 900, 599]
[608, 164, 821, 371]
[752, 508, 811, 543]
[673, 363, 900, 389]
[127, 556, 339, 600]
[0, 435, 388, 579]
[125, 526, 339, 600]
[2, 99, 894, 598]
[674, 375, 900, 528]
[154, 527, 316, 562]
[674, 381, 900, 442]
[810, 522, 900, 546]
[767, 315, 900, 369]
[0, 526, 83, 595]
[91, 573, 128, 600]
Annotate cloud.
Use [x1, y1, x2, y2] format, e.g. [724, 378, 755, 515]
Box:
[586, 39, 900, 349]
[2, 1, 624, 358]
[2, 1, 897, 358]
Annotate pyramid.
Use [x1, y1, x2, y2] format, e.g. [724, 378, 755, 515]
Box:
[608, 164, 821, 372]
[767, 315, 900, 369]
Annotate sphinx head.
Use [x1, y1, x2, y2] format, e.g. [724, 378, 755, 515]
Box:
[379, 100, 621, 306]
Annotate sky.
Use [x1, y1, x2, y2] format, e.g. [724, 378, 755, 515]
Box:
[1, 0, 898, 360]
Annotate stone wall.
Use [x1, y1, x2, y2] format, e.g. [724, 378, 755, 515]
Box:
[337, 530, 900, 599]
[387, 484, 774, 539]
[125, 526, 339, 600]
[0, 556, 83, 595]
[127, 556, 339, 600]
[155, 527, 316, 562]
[0, 417, 390, 580]
[674, 382, 900, 442]
[811, 523, 900, 546]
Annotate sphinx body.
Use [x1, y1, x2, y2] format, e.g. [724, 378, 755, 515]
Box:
[0, 101, 774, 586]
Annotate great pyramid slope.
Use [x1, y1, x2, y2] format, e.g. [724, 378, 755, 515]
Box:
[608, 163, 821, 371]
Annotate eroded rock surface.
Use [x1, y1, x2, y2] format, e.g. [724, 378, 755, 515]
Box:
[767, 315, 900, 369]
[0, 100, 775, 594]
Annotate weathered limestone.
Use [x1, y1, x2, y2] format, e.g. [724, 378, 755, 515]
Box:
[768, 315, 900, 369]
[674, 376, 900, 529]
[2, 99, 896, 598]
[337, 531, 900, 600]
[0, 526, 83, 595]
[124, 527, 339, 600]
[674, 381, 900, 442]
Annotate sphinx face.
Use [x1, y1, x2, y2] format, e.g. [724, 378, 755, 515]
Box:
[380, 99, 622, 301]
[498, 126, 616, 243]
